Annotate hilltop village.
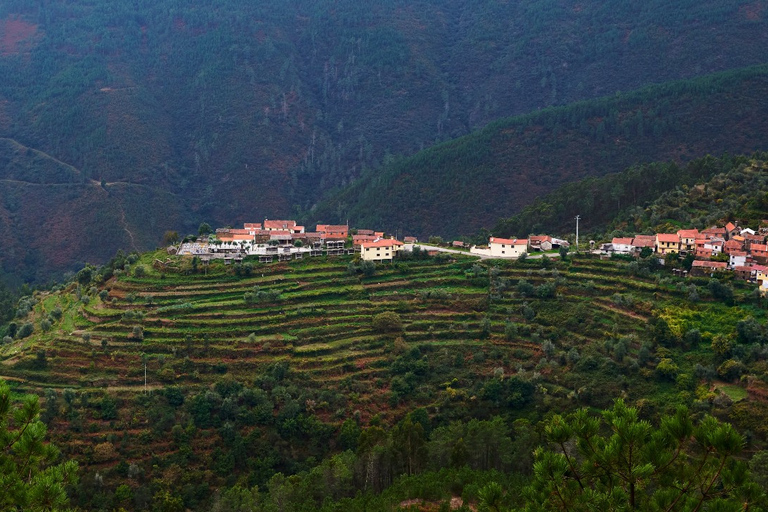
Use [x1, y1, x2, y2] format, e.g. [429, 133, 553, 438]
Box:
[173, 218, 768, 295]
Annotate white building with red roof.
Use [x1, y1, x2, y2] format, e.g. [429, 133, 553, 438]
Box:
[488, 237, 528, 258]
[263, 219, 305, 234]
[360, 239, 404, 261]
[611, 237, 635, 255]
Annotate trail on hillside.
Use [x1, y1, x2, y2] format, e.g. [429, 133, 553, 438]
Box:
[0, 137, 86, 178]
[119, 207, 139, 252]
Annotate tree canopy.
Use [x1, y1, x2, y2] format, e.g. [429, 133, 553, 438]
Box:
[518, 399, 765, 511]
[0, 380, 78, 511]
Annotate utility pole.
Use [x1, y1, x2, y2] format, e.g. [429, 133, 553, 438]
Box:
[575, 215, 581, 253]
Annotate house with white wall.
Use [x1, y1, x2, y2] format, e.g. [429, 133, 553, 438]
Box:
[488, 237, 528, 258]
[360, 239, 404, 261]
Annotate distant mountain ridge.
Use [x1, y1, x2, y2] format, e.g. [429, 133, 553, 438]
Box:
[310, 65, 768, 238]
[1, 0, 768, 283]
[491, 152, 767, 239]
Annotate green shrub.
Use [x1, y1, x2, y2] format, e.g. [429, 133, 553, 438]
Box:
[16, 322, 34, 339]
[372, 312, 403, 333]
[130, 326, 144, 341]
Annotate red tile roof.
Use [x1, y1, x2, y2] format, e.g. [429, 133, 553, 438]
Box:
[490, 237, 528, 246]
[692, 260, 727, 269]
[353, 235, 378, 246]
[656, 233, 680, 243]
[244, 223, 262, 229]
[316, 224, 348, 233]
[361, 239, 404, 248]
[632, 237, 655, 247]
[612, 237, 634, 245]
[264, 219, 297, 230]
[725, 222, 736, 232]
[677, 229, 699, 239]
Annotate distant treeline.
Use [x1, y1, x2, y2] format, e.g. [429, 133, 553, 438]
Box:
[310, 65, 768, 237]
[493, 152, 766, 237]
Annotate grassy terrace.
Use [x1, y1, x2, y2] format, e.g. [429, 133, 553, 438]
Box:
[1, 249, 765, 490]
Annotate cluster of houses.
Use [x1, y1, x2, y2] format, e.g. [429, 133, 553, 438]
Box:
[600, 221, 768, 293]
[469, 235, 569, 258]
[173, 216, 768, 294]
[176, 220, 405, 263]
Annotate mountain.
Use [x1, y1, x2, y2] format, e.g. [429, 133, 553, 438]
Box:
[2, 249, 766, 509]
[491, 152, 767, 238]
[2, 0, 768, 283]
[310, 65, 768, 237]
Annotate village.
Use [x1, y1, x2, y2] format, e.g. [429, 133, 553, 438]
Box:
[173, 218, 768, 295]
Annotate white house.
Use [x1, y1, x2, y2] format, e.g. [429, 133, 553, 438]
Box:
[729, 251, 748, 269]
[360, 239, 404, 261]
[488, 237, 528, 258]
[611, 237, 635, 255]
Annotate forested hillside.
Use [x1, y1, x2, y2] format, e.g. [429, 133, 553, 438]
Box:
[492, 152, 766, 238]
[312, 66, 768, 237]
[491, 152, 768, 238]
[2, 0, 768, 283]
[2, 250, 768, 509]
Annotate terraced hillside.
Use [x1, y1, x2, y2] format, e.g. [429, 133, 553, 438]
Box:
[1, 251, 767, 508]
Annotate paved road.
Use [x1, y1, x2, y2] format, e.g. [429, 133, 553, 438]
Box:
[407, 244, 560, 260]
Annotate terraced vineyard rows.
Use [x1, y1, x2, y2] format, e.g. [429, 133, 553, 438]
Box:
[2, 250, 765, 499]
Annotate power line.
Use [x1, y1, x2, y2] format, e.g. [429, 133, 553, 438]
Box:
[575, 215, 581, 253]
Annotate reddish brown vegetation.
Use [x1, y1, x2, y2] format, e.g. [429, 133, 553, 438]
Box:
[0, 16, 39, 55]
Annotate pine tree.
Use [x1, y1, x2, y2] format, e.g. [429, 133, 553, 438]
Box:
[0, 379, 78, 511]
[518, 399, 764, 511]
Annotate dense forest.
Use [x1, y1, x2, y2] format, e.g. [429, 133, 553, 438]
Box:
[492, 152, 767, 238]
[310, 66, 768, 238]
[2, 0, 768, 284]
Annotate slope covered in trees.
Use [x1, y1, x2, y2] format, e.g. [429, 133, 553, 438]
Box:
[2, 249, 768, 509]
[492, 152, 765, 238]
[2, 0, 768, 283]
[311, 65, 768, 238]
[492, 152, 768, 239]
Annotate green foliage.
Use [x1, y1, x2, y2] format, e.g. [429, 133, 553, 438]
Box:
[372, 311, 403, 333]
[522, 399, 762, 511]
[708, 278, 735, 305]
[0, 379, 79, 510]
[16, 322, 34, 339]
[198, 223, 212, 236]
[244, 287, 281, 304]
[315, 69, 768, 238]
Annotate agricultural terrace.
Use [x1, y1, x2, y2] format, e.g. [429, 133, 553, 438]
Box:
[1, 249, 767, 493]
